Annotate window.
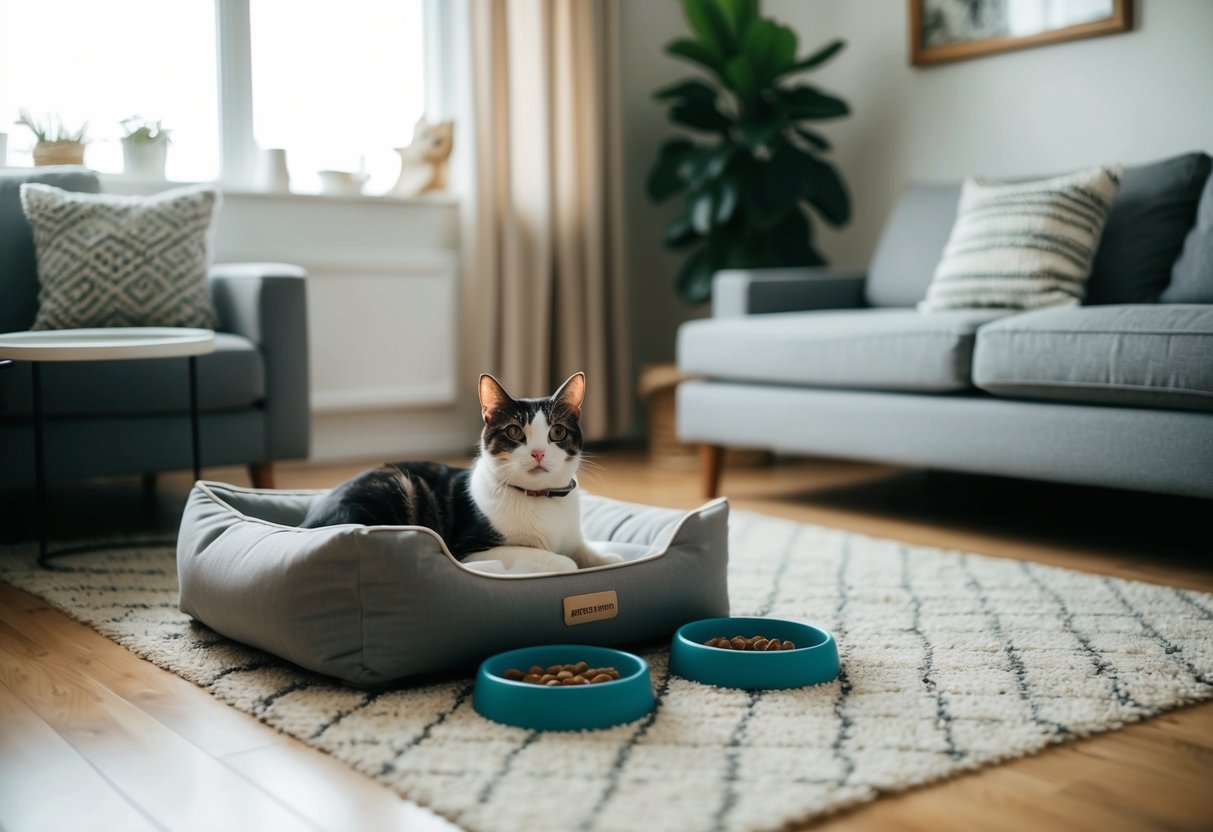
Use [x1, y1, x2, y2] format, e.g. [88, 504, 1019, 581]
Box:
[0, 0, 220, 181]
[0, 0, 428, 194]
[250, 0, 425, 194]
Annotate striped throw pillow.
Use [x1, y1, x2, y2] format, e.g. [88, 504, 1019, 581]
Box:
[919, 166, 1123, 312]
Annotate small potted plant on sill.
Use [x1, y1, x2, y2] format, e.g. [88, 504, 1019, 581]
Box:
[16, 110, 89, 166]
[120, 115, 171, 179]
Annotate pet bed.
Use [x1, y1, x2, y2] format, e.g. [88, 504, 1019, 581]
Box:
[177, 481, 730, 685]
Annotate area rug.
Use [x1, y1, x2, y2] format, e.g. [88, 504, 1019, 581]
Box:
[2, 510, 1212, 832]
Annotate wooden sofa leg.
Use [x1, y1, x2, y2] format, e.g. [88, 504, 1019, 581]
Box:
[249, 463, 275, 489]
[700, 444, 724, 499]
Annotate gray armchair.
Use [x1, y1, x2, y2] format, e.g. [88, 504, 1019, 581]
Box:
[0, 167, 310, 490]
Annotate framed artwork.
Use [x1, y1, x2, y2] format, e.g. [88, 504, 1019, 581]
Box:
[909, 0, 1133, 67]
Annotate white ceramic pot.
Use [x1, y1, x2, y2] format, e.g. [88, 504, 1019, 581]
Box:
[258, 148, 291, 192]
[122, 139, 168, 179]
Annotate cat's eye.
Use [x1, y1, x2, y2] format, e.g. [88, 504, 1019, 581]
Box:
[549, 425, 567, 442]
[505, 425, 525, 442]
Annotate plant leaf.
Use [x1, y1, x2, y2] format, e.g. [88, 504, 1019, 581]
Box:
[722, 55, 759, 103]
[745, 142, 803, 229]
[653, 78, 719, 103]
[743, 19, 798, 87]
[782, 85, 850, 120]
[801, 152, 851, 226]
[681, 0, 736, 60]
[768, 208, 825, 265]
[794, 126, 831, 152]
[688, 174, 740, 234]
[719, 0, 758, 38]
[663, 212, 701, 249]
[739, 112, 787, 148]
[714, 175, 740, 226]
[646, 139, 695, 202]
[675, 245, 718, 306]
[785, 39, 845, 75]
[689, 186, 715, 234]
[665, 37, 724, 73]
[670, 97, 733, 132]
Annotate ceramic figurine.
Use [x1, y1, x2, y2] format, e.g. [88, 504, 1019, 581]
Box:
[391, 117, 453, 197]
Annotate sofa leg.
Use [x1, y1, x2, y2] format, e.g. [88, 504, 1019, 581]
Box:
[700, 444, 724, 499]
[249, 463, 275, 489]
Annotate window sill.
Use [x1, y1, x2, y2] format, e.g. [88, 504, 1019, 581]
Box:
[95, 172, 458, 207]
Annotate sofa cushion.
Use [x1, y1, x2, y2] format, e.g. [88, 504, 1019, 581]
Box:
[1087, 152, 1212, 304]
[1162, 164, 1213, 304]
[972, 305, 1213, 411]
[0, 332, 264, 416]
[919, 166, 1122, 312]
[0, 167, 100, 334]
[678, 308, 1009, 392]
[865, 183, 960, 308]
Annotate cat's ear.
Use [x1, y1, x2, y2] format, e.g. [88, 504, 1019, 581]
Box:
[552, 372, 585, 420]
[415, 115, 429, 131]
[479, 374, 514, 422]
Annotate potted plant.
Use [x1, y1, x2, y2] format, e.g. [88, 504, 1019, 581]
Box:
[16, 110, 89, 166]
[120, 115, 171, 179]
[646, 0, 852, 305]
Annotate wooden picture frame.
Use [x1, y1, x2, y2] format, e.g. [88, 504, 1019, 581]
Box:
[909, 0, 1133, 67]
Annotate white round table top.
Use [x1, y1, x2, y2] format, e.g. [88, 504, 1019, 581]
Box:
[0, 327, 216, 362]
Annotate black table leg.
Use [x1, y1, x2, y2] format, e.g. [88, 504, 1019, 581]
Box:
[32, 354, 198, 570]
[32, 362, 48, 565]
[189, 355, 201, 483]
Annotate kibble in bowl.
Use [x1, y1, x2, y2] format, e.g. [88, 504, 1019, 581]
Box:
[670, 616, 839, 690]
[474, 644, 653, 731]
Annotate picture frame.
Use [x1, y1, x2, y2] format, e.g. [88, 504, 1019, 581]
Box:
[909, 0, 1133, 67]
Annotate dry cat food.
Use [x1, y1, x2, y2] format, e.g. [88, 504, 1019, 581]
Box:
[703, 635, 796, 651]
[502, 661, 622, 686]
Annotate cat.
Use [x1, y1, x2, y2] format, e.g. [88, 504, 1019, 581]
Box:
[390, 117, 454, 197]
[299, 372, 622, 574]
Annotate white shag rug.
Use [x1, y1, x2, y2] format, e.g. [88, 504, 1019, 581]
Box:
[3, 510, 1212, 832]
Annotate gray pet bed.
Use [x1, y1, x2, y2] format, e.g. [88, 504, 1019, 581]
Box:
[177, 481, 730, 685]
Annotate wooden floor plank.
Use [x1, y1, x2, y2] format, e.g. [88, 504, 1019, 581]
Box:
[0, 617, 317, 832]
[221, 742, 462, 832]
[0, 679, 158, 832]
[0, 582, 284, 761]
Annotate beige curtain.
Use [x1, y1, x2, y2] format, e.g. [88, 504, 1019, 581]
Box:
[464, 0, 631, 439]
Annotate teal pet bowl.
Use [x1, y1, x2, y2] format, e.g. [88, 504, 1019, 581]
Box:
[670, 617, 840, 690]
[474, 645, 654, 731]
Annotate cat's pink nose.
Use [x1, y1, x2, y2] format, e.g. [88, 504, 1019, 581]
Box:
[531, 449, 545, 462]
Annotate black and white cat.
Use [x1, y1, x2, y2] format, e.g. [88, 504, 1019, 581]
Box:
[300, 372, 621, 573]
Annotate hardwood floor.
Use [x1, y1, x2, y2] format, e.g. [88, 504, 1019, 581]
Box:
[1, 451, 1210, 831]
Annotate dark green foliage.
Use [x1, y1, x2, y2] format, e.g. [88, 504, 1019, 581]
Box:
[647, 0, 851, 304]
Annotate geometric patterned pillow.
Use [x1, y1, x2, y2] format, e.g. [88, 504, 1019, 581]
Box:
[919, 166, 1123, 312]
[19, 183, 219, 330]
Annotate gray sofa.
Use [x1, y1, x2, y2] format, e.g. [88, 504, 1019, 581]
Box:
[0, 167, 310, 490]
[677, 153, 1213, 499]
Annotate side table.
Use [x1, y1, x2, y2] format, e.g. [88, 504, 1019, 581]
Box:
[0, 327, 216, 567]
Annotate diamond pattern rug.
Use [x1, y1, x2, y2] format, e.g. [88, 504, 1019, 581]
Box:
[2, 510, 1211, 832]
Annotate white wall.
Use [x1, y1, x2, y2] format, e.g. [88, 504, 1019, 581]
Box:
[619, 0, 1213, 376]
[210, 192, 481, 463]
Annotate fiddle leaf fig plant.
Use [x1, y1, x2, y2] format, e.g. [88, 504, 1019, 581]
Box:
[647, 0, 852, 305]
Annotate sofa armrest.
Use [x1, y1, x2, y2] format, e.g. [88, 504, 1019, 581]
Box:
[711, 267, 867, 317]
[209, 263, 310, 460]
